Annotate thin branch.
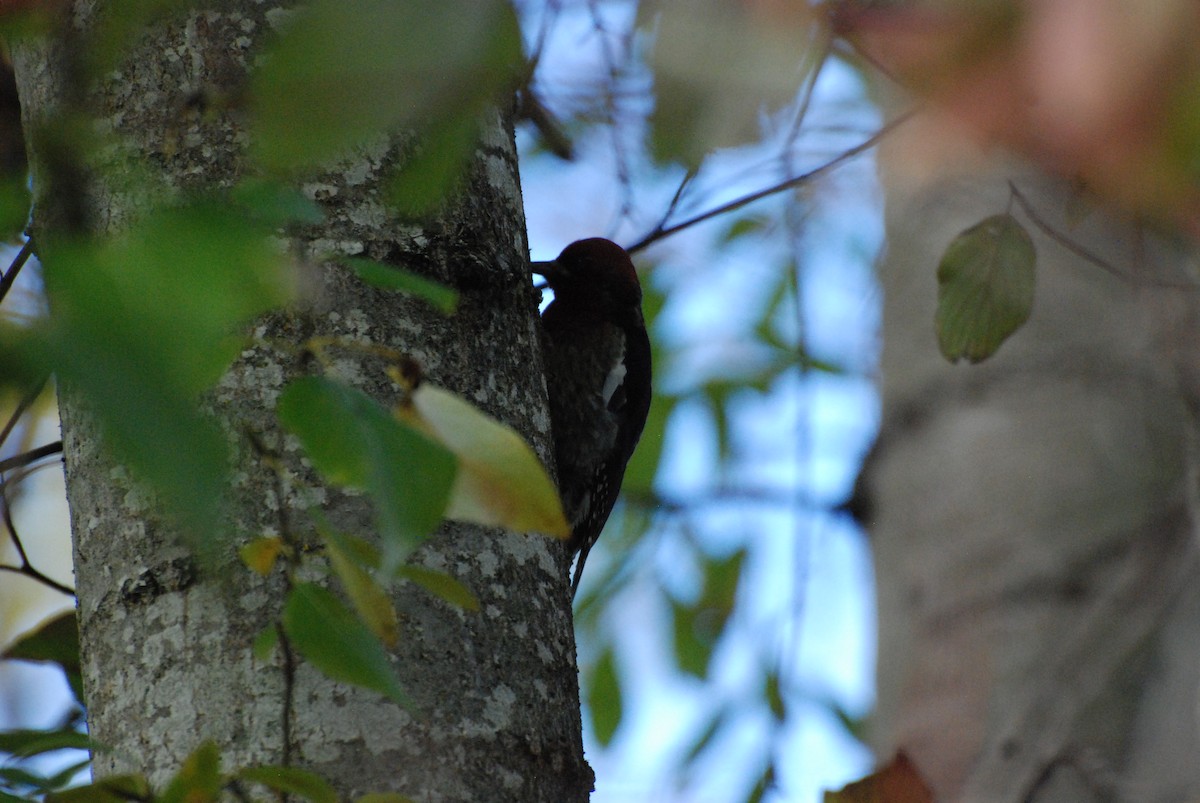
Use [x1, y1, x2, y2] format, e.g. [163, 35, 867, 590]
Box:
[1008, 181, 1199, 290]
[0, 440, 63, 474]
[0, 238, 34, 307]
[0, 374, 50, 449]
[624, 485, 827, 514]
[0, 468, 75, 597]
[626, 111, 914, 253]
[586, 0, 637, 233]
[0, 563, 75, 596]
[639, 167, 699, 245]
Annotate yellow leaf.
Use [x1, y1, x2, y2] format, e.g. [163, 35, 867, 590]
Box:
[321, 529, 400, 648]
[239, 536, 284, 576]
[397, 385, 569, 538]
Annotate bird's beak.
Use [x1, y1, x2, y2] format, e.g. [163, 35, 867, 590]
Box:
[530, 259, 559, 279]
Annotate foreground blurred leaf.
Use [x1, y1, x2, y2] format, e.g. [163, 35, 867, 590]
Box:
[356, 795, 417, 803]
[398, 384, 569, 538]
[283, 582, 410, 707]
[277, 377, 456, 573]
[37, 203, 291, 539]
[0, 729, 95, 759]
[159, 741, 221, 803]
[935, 213, 1036, 363]
[236, 766, 337, 803]
[2, 611, 81, 703]
[231, 179, 325, 227]
[46, 774, 150, 803]
[644, 1, 824, 165]
[251, 0, 520, 172]
[346, 257, 457, 314]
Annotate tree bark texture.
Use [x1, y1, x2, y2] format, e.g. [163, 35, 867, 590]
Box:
[862, 110, 1200, 802]
[13, 4, 591, 801]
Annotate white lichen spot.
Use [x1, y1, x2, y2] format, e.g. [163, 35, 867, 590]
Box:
[346, 200, 388, 228]
[476, 549, 499, 578]
[342, 159, 372, 187]
[303, 182, 338, 201]
[495, 767, 524, 792]
[122, 485, 155, 514]
[535, 641, 554, 664]
[479, 684, 517, 737]
[512, 621, 528, 639]
[340, 308, 372, 339]
[310, 238, 364, 257]
[485, 604, 502, 619]
[328, 357, 367, 385]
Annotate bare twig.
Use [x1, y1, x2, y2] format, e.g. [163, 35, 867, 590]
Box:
[1008, 181, 1199, 290]
[0, 465, 75, 597]
[0, 238, 34, 307]
[0, 375, 50, 449]
[0, 440, 63, 474]
[626, 111, 914, 253]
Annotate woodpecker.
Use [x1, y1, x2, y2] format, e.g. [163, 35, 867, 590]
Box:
[533, 238, 652, 598]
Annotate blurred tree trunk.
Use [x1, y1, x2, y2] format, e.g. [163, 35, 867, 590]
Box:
[862, 106, 1200, 801]
[12, 4, 591, 801]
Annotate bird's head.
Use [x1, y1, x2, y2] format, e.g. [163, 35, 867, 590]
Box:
[532, 238, 643, 326]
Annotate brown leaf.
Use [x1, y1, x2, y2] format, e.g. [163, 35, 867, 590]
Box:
[823, 752, 934, 803]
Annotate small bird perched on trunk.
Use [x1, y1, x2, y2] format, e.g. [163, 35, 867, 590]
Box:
[532, 238, 652, 598]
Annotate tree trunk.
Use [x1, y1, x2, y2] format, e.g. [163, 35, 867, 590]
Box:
[862, 109, 1200, 801]
[12, 4, 590, 801]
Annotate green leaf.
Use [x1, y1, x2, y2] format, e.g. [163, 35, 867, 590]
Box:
[277, 377, 456, 573]
[0, 177, 30, 243]
[2, 612, 83, 704]
[0, 729, 94, 759]
[672, 549, 744, 678]
[236, 766, 337, 803]
[671, 600, 709, 678]
[282, 583, 410, 707]
[251, 0, 521, 171]
[587, 647, 622, 746]
[935, 213, 1036, 363]
[622, 393, 673, 495]
[681, 708, 725, 764]
[158, 741, 222, 803]
[252, 624, 279, 662]
[345, 258, 458, 314]
[399, 384, 569, 538]
[37, 202, 292, 539]
[765, 671, 785, 720]
[396, 565, 479, 612]
[387, 113, 479, 217]
[720, 214, 771, 243]
[231, 179, 325, 226]
[45, 775, 150, 803]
